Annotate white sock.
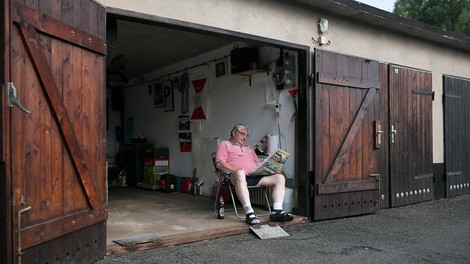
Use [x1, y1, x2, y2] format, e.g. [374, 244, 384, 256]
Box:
[243, 204, 254, 214]
[273, 202, 283, 211]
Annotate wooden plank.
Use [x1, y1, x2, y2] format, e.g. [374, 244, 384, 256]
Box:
[61, 0, 77, 214]
[12, 2, 106, 55]
[16, 22, 101, 210]
[48, 2, 65, 219]
[390, 66, 402, 207]
[379, 63, 389, 208]
[349, 85, 363, 216]
[360, 60, 378, 214]
[411, 70, 419, 203]
[332, 54, 349, 218]
[317, 180, 378, 194]
[324, 88, 376, 184]
[96, 0, 107, 203]
[21, 221, 106, 263]
[20, 207, 106, 250]
[107, 217, 306, 255]
[314, 50, 330, 220]
[317, 72, 380, 89]
[463, 78, 470, 195]
[88, 2, 106, 201]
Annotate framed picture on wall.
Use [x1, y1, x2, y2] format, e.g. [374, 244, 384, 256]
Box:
[177, 116, 190, 133]
[215, 60, 226, 77]
[154, 82, 164, 108]
[163, 79, 174, 112]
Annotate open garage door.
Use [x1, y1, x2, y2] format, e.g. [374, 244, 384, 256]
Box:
[2, 1, 107, 262]
[313, 50, 381, 221]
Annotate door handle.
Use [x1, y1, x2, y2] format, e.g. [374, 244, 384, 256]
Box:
[391, 125, 397, 144]
[374, 121, 383, 148]
[8, 82, 31, 114]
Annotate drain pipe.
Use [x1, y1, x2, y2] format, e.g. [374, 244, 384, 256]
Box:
[16, 206, 31, 264]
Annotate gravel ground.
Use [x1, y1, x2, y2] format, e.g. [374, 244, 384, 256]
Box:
[97, 194, 470, 264]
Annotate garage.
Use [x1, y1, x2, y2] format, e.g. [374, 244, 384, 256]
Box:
[103, 9, 310, 251]
[2, 0, 470, 263]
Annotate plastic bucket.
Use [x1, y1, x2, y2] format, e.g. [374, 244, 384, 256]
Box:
[175, 176, 181, 192]
[283, 187, 294, 213]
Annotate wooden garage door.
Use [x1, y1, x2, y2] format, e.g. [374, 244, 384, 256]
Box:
[3, 1, 106, 262]
[389, 66, 433, 207]
[444, 75, 470, 197]
[313, 50, 381, 221]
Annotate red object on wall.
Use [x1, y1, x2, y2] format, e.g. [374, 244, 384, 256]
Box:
[190, 78, 207, 120]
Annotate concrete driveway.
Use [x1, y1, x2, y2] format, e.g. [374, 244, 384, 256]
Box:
[96, 194, 470, 263]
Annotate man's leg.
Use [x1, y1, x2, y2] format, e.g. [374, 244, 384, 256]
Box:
[230, 170, 259, 225]
[258, 173, 285, 207]
[258, 173, 293, 222]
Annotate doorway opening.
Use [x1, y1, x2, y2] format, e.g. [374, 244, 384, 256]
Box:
[104, 10, 309, 250]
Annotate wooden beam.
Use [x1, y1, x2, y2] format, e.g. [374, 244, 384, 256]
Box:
[20, 207, 107, 250]
[12, 2, 106, 55]
[317, 180, 378, 195]
[317, 72, 380, 89]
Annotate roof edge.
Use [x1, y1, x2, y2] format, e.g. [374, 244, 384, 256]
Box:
[294, 0, 470, 52]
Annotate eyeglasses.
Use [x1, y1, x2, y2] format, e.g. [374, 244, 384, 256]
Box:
[236, 130, 249, 137]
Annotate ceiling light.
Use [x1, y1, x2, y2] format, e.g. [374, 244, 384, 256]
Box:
[318, 18, 329, 34]
[312, 18, 331, 46]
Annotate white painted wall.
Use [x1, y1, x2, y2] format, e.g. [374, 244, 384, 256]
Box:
[99, 0, 470, 164]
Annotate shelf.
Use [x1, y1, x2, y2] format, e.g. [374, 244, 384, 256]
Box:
[233, 69, 270, 86]
[233, 69, 270, 76]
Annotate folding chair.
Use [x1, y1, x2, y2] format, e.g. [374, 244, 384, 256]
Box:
[212, 153, 271, 219]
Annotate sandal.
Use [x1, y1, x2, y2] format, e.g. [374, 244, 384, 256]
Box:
[269, 210, 294, 222]
[246, 212, 260, 225]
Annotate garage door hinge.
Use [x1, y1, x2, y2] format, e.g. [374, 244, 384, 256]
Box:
[412, 89, 435, 101]
[309, 73, 315, 86]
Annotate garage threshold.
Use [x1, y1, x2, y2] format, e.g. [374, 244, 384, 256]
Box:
[106, 186, 306, 255]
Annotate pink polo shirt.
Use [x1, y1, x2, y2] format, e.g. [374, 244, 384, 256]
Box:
[215, 140, 260, 173]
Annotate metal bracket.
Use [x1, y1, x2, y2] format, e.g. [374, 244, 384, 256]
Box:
[369, 174, 381, 214]
[16, 206, 31, 262]
[8, 82, 31, 114]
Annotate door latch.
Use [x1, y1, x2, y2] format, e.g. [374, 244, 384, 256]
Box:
[8, 82, 31, 114]
[391, 125, 397, 144]
[374, 121, 383, 149]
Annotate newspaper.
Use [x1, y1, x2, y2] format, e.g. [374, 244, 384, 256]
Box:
[250, 149, 289, 176]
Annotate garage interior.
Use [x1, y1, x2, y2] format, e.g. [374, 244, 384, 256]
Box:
[104, 13, 305, 251]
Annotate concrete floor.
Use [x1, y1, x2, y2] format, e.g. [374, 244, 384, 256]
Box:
[106, 186, 305, 254]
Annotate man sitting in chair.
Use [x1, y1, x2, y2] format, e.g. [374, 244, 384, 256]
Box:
[215, 124, 294, 225]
